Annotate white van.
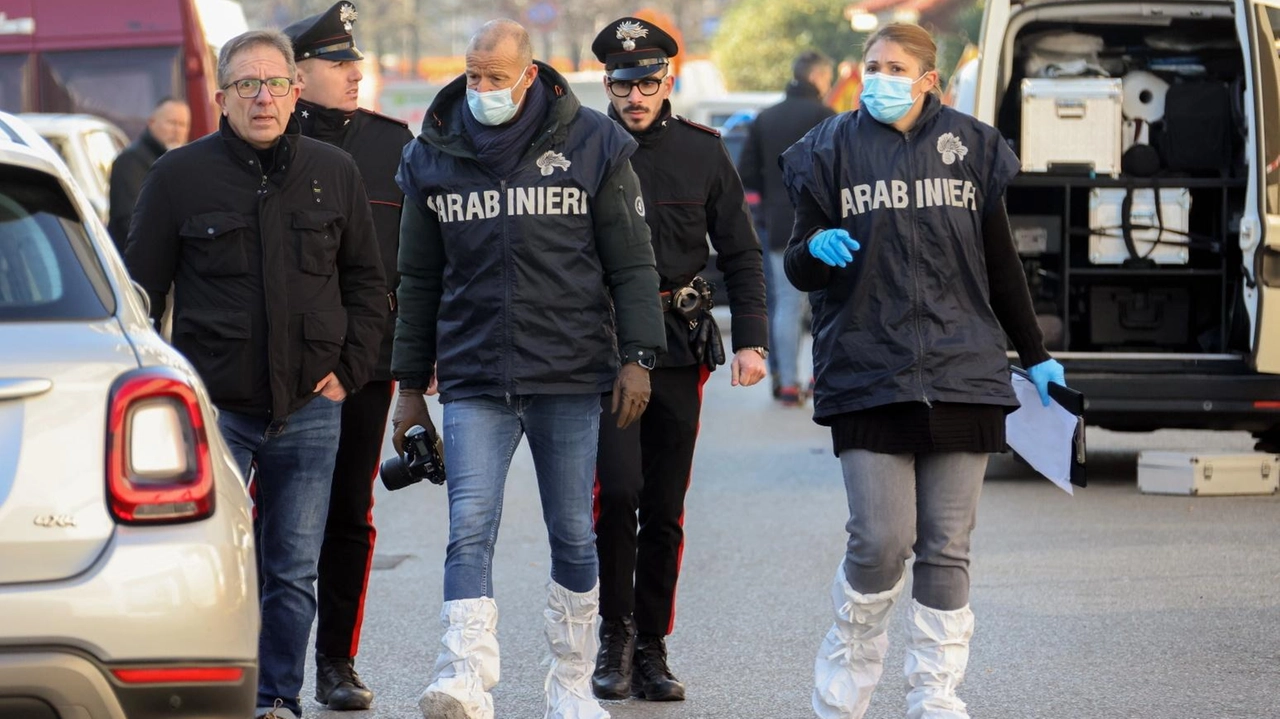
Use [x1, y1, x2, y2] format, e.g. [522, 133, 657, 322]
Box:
[968, 0, 1280, 447]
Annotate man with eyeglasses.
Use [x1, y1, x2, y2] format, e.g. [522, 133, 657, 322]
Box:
[281, 3, 413, 711]
[124, 29, 386, 719]
[588, 17, 768, 703]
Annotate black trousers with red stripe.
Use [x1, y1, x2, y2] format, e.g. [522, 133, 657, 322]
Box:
[314, 379, 394, 659]
[595, 364, 708, 636]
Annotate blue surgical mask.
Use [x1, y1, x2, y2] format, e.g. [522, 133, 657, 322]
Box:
[860, 72, 926, 124]
[466, 66, 530, 126]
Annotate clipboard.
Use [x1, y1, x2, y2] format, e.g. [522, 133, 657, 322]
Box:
[1010, 366, 1087, 489]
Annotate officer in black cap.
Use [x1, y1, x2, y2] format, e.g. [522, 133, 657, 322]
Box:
[588, 15, 769, 704]
[283, 1, 413, 711]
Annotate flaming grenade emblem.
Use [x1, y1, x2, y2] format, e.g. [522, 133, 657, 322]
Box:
[536, 151, 572, 176]
[936, 133, 968, 166]
[616, 21, 648, 52]
[339, 3, 358, 32]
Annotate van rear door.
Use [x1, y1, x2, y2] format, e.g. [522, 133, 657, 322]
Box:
[1242, 1, 1280, 372]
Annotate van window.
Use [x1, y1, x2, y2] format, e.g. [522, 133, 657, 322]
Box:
[0, 169, 110, 320]
[0, 54, 31, 113]
[37, 47, 182, 140]
[1258, 8, 1280, 214]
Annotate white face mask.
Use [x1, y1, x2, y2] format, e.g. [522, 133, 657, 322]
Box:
[466, 66, 530, 126]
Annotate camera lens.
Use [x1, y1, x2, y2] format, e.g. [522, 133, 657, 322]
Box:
[379, 454, 417, 491]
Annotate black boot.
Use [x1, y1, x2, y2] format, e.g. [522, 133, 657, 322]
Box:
[314, 654, 373, 710]
[591, 616, 637, 700]
[631, 634, 685, 702]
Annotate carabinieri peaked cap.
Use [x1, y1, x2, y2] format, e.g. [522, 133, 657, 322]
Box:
[591, 17, 679, 81]
[283, 1, 365, 62]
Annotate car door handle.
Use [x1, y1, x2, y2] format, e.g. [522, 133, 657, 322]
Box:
[0, 378, 54, 401]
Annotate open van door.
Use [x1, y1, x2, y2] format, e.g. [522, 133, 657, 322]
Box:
[1243, 1, 1280, 373]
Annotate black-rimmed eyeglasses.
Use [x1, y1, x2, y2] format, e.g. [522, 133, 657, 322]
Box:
[223, 77, 293, 99]
[606, 77, 664, 98]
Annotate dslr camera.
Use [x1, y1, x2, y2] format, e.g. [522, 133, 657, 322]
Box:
[379, 424, 446, 490]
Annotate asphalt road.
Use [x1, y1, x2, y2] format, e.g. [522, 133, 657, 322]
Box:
[301, 368, 1280, 719]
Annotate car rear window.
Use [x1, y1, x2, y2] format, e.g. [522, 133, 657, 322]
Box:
[0, 166, 112, 320]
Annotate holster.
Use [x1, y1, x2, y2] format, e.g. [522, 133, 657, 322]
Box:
[678, 277, 725, 370]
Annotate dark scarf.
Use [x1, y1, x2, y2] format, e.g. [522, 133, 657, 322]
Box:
[296, 98, 354, 144]
[461, 76, 549, 178]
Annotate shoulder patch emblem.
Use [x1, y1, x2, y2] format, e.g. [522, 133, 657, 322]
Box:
[937, 133, 968, 166]
[674, 115, 721, 137]
[536, 150, 572, 176]
[635, 196, 645, 217]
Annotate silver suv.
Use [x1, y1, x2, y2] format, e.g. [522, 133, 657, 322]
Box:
[0, 111, 258, 718]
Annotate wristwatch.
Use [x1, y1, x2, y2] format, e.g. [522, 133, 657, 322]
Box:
[742, 346, 769, 360]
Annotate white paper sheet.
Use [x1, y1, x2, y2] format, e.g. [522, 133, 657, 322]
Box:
[1006, 373, 1079, 495]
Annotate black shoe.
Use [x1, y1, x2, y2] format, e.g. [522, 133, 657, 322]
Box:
[631, 634, 685, 702]
[591, 616, 637, 700]
[314, 654, 373, 710]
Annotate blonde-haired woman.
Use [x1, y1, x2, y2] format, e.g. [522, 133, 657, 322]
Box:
[781, 23, 1066, 719]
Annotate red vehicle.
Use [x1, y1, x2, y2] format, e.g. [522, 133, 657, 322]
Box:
[0, 0, 218, 141]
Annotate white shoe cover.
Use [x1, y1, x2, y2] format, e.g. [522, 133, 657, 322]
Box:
[543, 580, 610, 719]
[812, 563, 906, 719]
[904, 599, 974, 719]
[418, 597, 500, 719]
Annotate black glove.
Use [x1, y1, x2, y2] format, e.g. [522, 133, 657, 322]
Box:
[690, 312, 726, 371]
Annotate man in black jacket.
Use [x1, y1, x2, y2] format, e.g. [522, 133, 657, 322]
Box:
[738, 51, 834, 406]
[390, 19, 664, 719]
[124, 30, 386, 719]
[108, 97, 190, 251]
[283, 3, 412, 710]
[588, 17, 769, 703]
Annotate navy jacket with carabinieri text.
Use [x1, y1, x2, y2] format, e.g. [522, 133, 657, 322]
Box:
[781, 95, 1022, 423]
[393, 62, 665, 402]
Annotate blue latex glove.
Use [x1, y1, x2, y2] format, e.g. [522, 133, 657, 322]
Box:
[1027, 359, 1066, 407]
[808, 229, 861, 268]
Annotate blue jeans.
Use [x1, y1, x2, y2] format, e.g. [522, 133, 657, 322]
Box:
[442, 393, 601, 600]
[768, 250, 806, 389]
[219, 396, 343, 716]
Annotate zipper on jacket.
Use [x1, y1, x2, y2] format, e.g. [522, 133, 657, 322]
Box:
[903, 132, 931, 408]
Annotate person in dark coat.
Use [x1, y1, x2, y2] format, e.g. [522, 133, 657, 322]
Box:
[124, 30, 387, 719]
[108, 97, 190, 250]
[282, 3, 413, 710]
[738, 51, 834, 406]
[780, 24, 1066, 719]
[390, 19, 665, 719]
[587, 17, 769, 704]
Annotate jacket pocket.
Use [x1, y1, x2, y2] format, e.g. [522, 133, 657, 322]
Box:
[172, 308, 254, 404]
[297, 308, 347, 396]
[293, 210, 344, 276]
[180, 212, 250, 276]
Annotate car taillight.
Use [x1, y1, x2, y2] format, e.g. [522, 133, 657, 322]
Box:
[111, 666, 244, 684]
[106, 369, 214, 524]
